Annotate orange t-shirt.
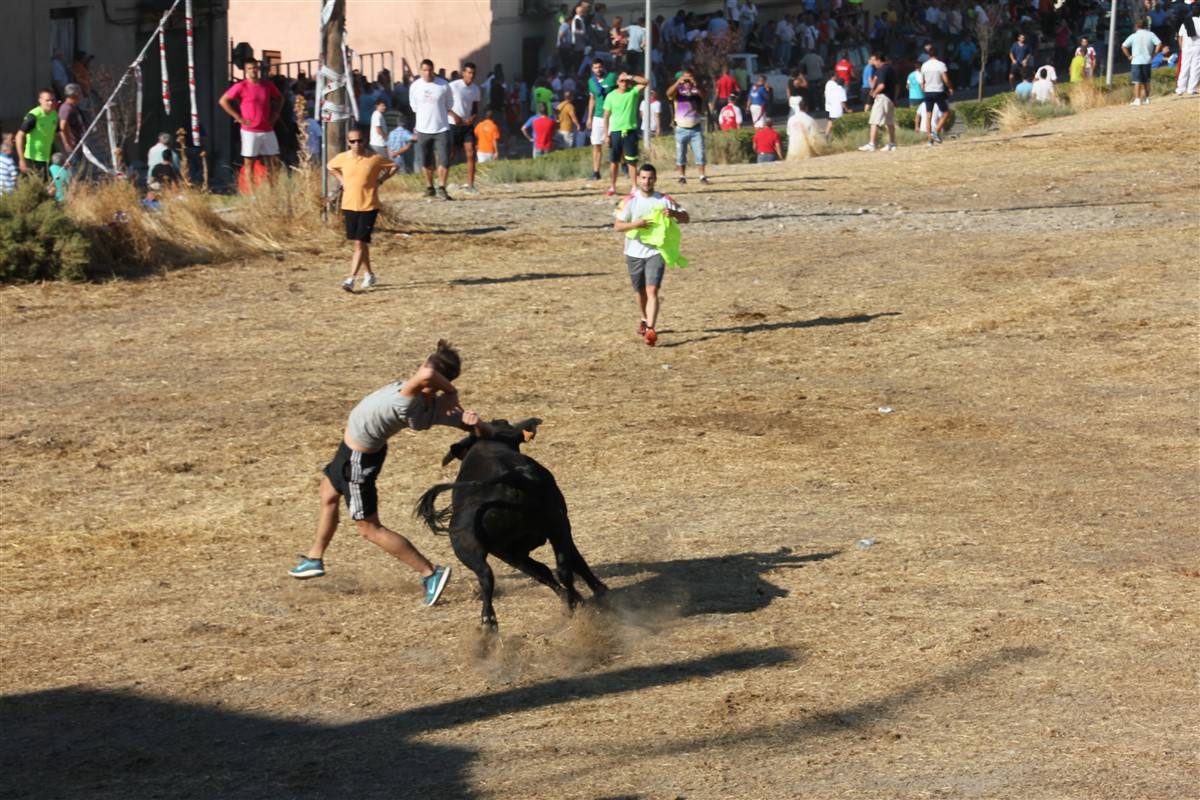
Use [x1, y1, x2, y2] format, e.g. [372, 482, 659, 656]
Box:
[474, 119, 501, 154]
[328, 150, 390, 211]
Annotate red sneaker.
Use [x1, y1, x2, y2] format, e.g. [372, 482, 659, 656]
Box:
[605, 187, 616, 197]
[638, 320, 648, 336]
[644, 327, 657, 346]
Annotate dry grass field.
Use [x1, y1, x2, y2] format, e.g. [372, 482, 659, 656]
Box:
[2, 98, 1198, 800]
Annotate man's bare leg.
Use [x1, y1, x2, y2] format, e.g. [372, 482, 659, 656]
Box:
[592, 143, 603, 176]
[465, 142, 477, 188]
[305, 475, 341, 560]
[437, 164, 449, 190]
[355, 515, 435, 577]
[645, 284, 661, 330]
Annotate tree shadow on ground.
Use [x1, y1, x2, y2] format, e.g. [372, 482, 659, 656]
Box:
[658, 311, 900, 348]
[597, 547, 839, 619]
[0, 647, 793, 800]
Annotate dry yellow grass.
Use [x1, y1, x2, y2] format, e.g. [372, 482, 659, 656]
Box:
[1, 98, 1198, 799]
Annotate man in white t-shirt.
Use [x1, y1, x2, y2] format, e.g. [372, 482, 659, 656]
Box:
[448, 62, 482, 194]
[612, 163, 689, 347]
[823, 75, 848, 142]
[919, 46, 954, 145]
[409, 58, 453, 199]
[369, 98, 389, 158]
[1031, 67, 1056, 103]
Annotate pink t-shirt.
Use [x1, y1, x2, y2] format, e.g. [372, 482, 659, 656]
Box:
[222, 79, 282, 132]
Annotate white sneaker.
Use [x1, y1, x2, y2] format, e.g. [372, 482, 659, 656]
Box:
[886, 143, 897, 151]
[1129, 99, 1142, 106]
[360, 273, 376, 290]
[341, 278, 355, 293]
[858, 143, 877, 152]
[1143, 97, 1150, 105]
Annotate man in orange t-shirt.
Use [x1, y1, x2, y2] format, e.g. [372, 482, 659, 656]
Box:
[473, 109, 502, 162]
[327, 125, 397, 292]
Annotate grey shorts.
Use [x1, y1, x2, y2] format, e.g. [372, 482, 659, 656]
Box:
[415, 130, 450, 170]
[626, 253, 665, 290]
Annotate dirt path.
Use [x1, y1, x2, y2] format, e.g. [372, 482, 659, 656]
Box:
[2, 98, 1198, 800]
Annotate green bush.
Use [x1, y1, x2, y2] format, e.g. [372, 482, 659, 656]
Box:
[0, 179, 91, 282]
[954, 94, 1008, 127]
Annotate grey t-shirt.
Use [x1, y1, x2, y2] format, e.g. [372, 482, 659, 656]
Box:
[345, 382, 462, 451]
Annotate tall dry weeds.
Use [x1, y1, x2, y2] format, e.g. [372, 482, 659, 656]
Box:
[997, 98, 1034, 133]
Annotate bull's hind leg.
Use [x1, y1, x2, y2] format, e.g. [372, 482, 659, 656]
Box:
[492, 551, 574, 607]
[451, 536, 499, 631]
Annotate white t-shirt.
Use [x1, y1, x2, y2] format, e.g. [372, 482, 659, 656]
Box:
[409, 77, 452, 134]
[616, 190, 685, 259]
[921, 58, 948, 92]
[369, 109, 387, 146]
[448, 79, 481, 124]
[650, 99, 661, 134]
[824, 80, 847, 117]
[1031, 78, 1055, 103]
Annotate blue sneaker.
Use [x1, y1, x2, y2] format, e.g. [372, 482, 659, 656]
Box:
[289, 556, 325, 579]
[423, 565, 452, 606]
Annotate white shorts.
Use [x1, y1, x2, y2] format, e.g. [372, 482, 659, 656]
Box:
[590, 116, 606, 146]
[240, 130, 280, 157]
[750, 104, 766, 127]
[477, 151, 498, 162]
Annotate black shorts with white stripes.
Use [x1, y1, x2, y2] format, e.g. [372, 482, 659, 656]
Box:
[323, 442, 387, 520]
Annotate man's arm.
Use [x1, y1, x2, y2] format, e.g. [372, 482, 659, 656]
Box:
[586, 90, 596, 121]
[219, 94, 248, 126]
[602, 107, 611, 137]
[613, 216, 649, 232]
[58, 115, 75, 152]
[666, 78, 681, 99]
[944, 71, 955, 94]
[14, 130, 27, 172]
[773, 139, 783, 160]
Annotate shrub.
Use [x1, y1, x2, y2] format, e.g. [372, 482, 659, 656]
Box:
[0, 179, 91, 282]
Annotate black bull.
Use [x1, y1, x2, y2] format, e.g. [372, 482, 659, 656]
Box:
[414, 419, 608, 629]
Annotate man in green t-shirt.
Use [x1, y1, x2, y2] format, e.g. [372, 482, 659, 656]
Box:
[601, 72, 648, 196]
[15, 89, 59, 181]
[585, 59, 617, 181]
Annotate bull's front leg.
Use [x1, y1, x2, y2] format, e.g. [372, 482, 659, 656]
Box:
[552, 547, 586, 612]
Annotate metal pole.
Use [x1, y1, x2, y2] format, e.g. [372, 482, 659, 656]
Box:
[643, 0, 651, 150]
[1105, 0, 1118, 85]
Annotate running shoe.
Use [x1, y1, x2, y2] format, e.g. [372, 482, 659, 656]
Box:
[289, 556, 325, 579]
[436, 186, 453, 201]
[677, 176, 687, 184]
[638, 319, 648, 336]
[699, 176, 711, 184]
[341, 278, 355, 293]
[590, 170, 601, 180]
[423, 565, 452, 606]
[886, 143, 897, 151]
[932, 133, 943, 144]
[463, 185, 480, 194]
[644, 327, 657, 347]
[360, 273, 376, 290]
[858, 143, 877, 152]
[425, 186, 436, 197]
[605, 187, 616, 197]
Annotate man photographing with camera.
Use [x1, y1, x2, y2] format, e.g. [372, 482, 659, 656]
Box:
[667, 69, 709, 185]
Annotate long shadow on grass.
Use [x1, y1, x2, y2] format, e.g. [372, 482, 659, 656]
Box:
[658, 311, 900, 348]
[0, 647, 792, 800]
[378, 225, 508, 236]
[597, 547, 839, 618]
[610, 646, 1047, 759]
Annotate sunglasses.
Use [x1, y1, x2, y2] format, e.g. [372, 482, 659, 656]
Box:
[348, 138, 363, 143]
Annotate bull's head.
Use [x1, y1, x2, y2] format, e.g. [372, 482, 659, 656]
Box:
[441, 418, 542, 466]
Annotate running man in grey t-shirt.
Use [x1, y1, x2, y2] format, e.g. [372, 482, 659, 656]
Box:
[289, 340, 491, 607]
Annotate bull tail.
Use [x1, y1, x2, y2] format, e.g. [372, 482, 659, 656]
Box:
[413, 470, 546, 536]
[414, 482, 460, 535]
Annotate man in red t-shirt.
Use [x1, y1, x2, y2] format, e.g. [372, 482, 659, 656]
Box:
[835, 51, 855, 84]
[714, 64, 739, 124]
[219, 58, 283, 192]
[521, 103, 557, 157]
[752, 118, 782, 163]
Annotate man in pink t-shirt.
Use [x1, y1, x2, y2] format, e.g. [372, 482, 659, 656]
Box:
[219, 58, 283, 192]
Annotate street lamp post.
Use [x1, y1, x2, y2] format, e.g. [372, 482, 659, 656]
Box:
[643, 0, 652, 150]
[1105, 0, 1118, 85]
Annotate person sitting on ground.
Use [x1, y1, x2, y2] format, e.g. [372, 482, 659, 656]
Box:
[1031, 67, 1057, 103]
[1014, 67, 1034, 100]
[147, 132, 181, 184]
[752, 117, 783, 162]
